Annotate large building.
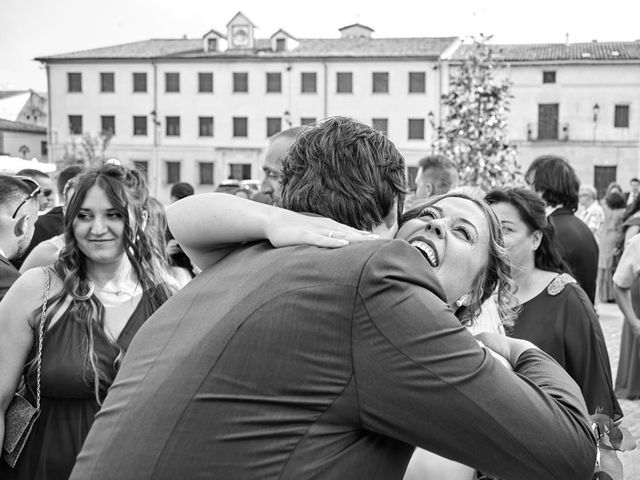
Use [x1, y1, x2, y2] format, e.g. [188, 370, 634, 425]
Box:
[451, 41, 640, 195]
[35, 12, 640, 200]
[36, 12, 458, 200]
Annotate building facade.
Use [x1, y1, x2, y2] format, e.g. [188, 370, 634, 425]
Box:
[0, 90, 48, 161]
[37, 12, 457, 201]
[450, 42, 640, 196]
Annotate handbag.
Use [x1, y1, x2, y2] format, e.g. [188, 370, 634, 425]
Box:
[2, 267, 50, 468]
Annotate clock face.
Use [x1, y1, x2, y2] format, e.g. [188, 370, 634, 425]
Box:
[232, 25, 249, 46]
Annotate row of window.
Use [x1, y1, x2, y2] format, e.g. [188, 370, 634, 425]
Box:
[132, 159, 251, 186]
[66, 71, 427, 95]
[535, 103, 631, 140]
[67, 115, 428, 139]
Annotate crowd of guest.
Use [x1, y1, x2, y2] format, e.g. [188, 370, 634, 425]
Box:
[0, 117, 637, 479]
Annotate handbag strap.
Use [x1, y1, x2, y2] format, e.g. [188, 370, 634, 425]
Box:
[34, 267, 51, 410]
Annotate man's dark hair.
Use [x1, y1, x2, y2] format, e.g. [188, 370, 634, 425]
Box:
[170, 182, 195, 200]
[606, 191, 626, 210]
[525, 155, 579, 211]
[0, 175, 34, 211]
[631, 178, 640, 184]
[417, 154, 458, 195]
[56, 165, 84, 195]
[281, 117, 406, 230]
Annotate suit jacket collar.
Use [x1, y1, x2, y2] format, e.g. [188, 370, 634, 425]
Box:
[548, 206, 575, 217]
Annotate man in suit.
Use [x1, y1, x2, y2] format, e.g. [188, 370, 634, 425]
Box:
[0, 176, 39, 300]
[625, 177, 640, 206]
[525, 155, 599, 303]
[73, 118, 596, 480]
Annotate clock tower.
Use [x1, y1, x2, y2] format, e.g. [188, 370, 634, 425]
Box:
[226, 11, 256, 49]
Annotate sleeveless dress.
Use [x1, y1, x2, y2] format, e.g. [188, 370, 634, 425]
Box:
[1, 291, 159, 480]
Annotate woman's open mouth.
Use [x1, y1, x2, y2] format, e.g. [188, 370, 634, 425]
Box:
[410, 239, 439, 268]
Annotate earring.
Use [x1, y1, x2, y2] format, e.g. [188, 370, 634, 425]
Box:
[456, 294, 471, 307]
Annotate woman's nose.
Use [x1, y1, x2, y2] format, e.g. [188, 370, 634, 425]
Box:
[91, 217, 108, 234]
[425, 221, 445, 238]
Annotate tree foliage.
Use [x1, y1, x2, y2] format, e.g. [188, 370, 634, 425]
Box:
[57, 132, 113, 169]
[433, 35, 523, 190]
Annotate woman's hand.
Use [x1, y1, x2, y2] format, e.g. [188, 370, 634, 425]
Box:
[475, 332, 538, 368]
[264, 209, 379, 248]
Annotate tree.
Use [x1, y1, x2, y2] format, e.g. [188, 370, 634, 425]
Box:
[432, 35, 523, 190]
[57, 132, 113, 169]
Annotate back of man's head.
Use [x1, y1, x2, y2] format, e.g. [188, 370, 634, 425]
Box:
[416, 154, 458, 198]
[56, 165, 84, 196]
[525, 155, 580, 211]
[0, 175, 39, 259]
[170, 182, 195, 202]
[281, 117, 406, 231]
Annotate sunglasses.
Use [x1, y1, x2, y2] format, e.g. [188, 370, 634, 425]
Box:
[11, 176, 41, 219]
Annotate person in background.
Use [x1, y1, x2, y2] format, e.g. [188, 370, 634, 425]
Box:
[11, 166, 84, 269]
[612, 234, 640, 399]
[412, 154, 459, 201]
[15, 169, 55, 213]
[598, 191, 627, 303]
[576, 184, 604, 237]
[605, 182, 623, 197]
[485, 188, 621, 420]
[19, 175, 79, 272]
[625, 177, 640, 206]
[0, 164, 175, 480]
[621, 193, 640, 247]
[0, 176, 39, 301]
[260, 126, 306, 206]
[525, 155, 598, 303]
[167, 182, 196, 277]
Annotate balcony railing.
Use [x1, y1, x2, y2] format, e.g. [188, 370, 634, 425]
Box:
[526, 122, 570, 141]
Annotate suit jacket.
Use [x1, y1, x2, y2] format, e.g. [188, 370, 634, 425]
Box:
[72, 240, 596, 480]
[0, 253, 20, 302]
[549, 207, 599, 303]
[11, 206, 64, 269]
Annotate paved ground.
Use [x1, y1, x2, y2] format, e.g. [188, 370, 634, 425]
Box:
[597, 302, 640, 480]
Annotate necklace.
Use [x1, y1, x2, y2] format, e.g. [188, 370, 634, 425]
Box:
[94, 280, 140, 298]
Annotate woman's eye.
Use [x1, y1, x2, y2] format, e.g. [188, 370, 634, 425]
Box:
[455, 226, 471, 241]
[107, 213, 123, 219]
[419, 208, 438, 220]
[77, 213, 92, 221]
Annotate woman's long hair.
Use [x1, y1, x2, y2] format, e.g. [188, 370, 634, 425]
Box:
[484, 188, 570, 275]
[401, 192, 517, 329]
[39, 164, 171, 403]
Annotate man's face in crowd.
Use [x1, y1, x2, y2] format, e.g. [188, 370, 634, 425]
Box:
[36, 176, 55, 211]
[631, 180, 640, 194]
[15, 198, 39, 257]
[261, 137, 290, 205]
[414, 168, 433, 199]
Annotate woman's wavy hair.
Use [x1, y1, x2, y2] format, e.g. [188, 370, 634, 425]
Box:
[40, 164, 171, 404]
[484, 188, 570, 276]
[401, 192, 517, 329]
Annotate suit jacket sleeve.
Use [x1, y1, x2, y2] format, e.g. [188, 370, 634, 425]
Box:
[351, 240, 596, 480]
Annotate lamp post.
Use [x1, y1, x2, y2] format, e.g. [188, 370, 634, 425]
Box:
[592, 103, 600, 143]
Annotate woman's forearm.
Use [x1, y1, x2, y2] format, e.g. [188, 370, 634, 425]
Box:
[167, 193, 276, 251]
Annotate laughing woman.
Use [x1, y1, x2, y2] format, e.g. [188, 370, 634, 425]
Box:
[0, 165, 173, 479]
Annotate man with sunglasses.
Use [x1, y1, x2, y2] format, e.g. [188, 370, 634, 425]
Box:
[12, 166, 84, 270]
[0, 175, 39, 301]
[16, 168, 55, 212]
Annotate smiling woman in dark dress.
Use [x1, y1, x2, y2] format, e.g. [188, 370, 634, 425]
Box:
[485, 188, 622, 420]
[0, 165, 173, 479]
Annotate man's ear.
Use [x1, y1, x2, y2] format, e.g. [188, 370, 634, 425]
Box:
[13, 215, 29, 238]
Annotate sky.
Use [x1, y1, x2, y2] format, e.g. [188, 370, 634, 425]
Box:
[2, 0, 639, 91]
